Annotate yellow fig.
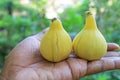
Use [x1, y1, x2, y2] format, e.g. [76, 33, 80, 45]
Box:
[40, 18, 72, 62]
[73, 11, 107, 61]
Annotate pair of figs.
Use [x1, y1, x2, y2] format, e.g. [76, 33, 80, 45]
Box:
[40, 11, 107, 62]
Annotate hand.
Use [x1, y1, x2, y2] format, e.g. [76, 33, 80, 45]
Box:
[0, 28, 120, 80]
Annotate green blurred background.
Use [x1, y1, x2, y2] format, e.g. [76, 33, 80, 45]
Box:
[0, 0, 120, 80]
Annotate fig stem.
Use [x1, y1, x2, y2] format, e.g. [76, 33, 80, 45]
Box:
[86, 11, 92, 15]
[52, 18, 57, 22]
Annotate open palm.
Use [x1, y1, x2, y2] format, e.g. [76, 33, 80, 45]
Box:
[1, 28, 120, 80]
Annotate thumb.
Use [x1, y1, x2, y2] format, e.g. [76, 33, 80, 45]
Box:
[34, 28, 49, 41]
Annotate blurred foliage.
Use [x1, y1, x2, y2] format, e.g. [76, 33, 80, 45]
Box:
[60, 0, 120, 44]
[94, 0, 120, 44]
[60, 0, 90, 33]
[0, 0, 120, 79]
[0, 0, 50, 70]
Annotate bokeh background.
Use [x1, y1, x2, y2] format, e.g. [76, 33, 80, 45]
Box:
[0, 0, 120, 80]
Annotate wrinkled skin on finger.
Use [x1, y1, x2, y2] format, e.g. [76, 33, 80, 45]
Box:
[0, 28, 120, 80]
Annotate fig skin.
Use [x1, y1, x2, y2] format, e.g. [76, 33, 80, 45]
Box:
[73, 11, 107, 61]
[40, 18, 72, 62]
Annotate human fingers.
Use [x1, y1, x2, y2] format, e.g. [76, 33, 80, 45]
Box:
[107, 43, 120, 51]
[86, 56, 120, 75]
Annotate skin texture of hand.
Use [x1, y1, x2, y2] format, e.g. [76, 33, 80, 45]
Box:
[0, 28, 120, 80]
